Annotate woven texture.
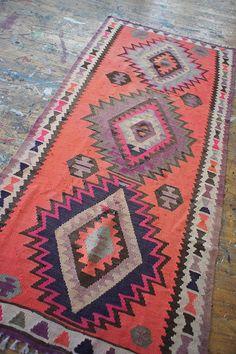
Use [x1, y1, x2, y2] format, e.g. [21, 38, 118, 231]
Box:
[0, 16, 235, 354]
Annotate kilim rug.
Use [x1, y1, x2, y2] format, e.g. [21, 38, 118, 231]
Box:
[0, 16, 235, 354]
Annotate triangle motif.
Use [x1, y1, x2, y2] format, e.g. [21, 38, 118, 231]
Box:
[54, 331, 70, 347]
[9, 311, 26, 328]
[31, 320, 49, 339]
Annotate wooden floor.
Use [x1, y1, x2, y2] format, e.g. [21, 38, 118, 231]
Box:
[0, 1, 236, 353]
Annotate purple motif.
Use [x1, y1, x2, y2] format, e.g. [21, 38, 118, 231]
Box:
[0, 274, 21, 299]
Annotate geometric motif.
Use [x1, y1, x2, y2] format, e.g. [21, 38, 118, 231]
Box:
[54, 189, 142, 312]
[84, 90, 195, 182]
[120, 39, 207, 93]
[109, 100, 173, 166]
[155, 184, 183, 211]
[131, 325, 152, 348]
[21, 176, 169, 331]
[106, 71, 131, 85]
[69, 209, 128, 287]
[187, 271, 200, 292]
[9, 312, 26, 328]
[183, 313, 195, 336]
[0, 190, 11, 208]
[67, 154, 98, 178]
[181, 93, 202, 108]
[74, 339, 94, 354]
[54, 331, 70, 347]
[0, 275, 21, 300]
[31, 321, 49, 339]
[150, 51, 182, 77]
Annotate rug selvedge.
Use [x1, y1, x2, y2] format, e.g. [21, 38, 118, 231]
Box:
[0, 16, 235, 354]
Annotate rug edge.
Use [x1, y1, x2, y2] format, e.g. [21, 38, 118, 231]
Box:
[199, 46, 236, 353]
[108, 15, 236, 50]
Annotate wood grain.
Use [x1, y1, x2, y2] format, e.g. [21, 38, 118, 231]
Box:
[0, 1, 235, 353]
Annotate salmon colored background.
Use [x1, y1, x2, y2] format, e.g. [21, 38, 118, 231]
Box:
[0, 25, 217, 353]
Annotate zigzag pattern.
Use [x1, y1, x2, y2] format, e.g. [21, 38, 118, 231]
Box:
[119, 38, 207, 94]
[21, 174, 170, 333]
[83, 89, 196, 182]
[160, 51, 220, 352]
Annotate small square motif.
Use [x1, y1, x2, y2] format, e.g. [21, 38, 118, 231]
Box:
[149, 51, 182, 77]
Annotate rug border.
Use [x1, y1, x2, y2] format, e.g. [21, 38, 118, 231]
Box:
[109, 15, 236, 50]
[199, 46, 236, 352]
[0, 15, 235, 353]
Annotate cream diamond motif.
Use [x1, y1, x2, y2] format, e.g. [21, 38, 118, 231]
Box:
[55, 188, 142, 313]
[120, 40, 207, 92]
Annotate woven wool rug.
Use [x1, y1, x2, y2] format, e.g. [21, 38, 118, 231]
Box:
[0, 16, 235, 354]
